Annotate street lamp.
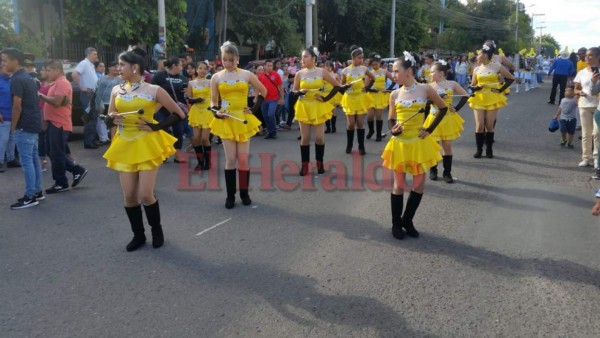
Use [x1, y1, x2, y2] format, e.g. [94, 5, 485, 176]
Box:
[532, 13, 545, 49]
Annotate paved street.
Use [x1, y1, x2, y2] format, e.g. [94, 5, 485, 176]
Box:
[2, 81, 600, 337]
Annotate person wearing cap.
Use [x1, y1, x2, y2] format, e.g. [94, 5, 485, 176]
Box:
[548, 51, 575, 105]
[152, 38, 167, 69]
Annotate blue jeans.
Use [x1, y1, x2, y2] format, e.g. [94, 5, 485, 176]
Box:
[261, 100, 278, 136]
[13, 130, 42, 197]
[81, 91, 98, 146]
[455, 74, 467, 88]
[595, 110, 600, 169]
[48, 123, 84, 187]
[0, 122, 11, 163]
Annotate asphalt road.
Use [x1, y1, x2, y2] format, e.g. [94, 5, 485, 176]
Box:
[2, 80, 600, 337]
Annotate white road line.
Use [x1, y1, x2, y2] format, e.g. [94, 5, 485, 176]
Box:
[196, 218, 232, 236]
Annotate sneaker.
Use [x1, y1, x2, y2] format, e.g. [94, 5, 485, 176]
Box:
[560, 140, 566, 147]
[6, 160, 21, 168]
[578, 160, 592, 167]
[10, 195, 39, 210]
[46, 185, 71, 194]
[567, 144, 574, 149]
[279, 124, 291, 130]
[34, 191, 45, 201]
[264, 134, 277, 139]
[72, 169, 88, 188]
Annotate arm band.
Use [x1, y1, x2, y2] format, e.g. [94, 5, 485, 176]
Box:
[321, 86, 341, 102]
[388, 119, 401, 136]
[251, 95, 264, 114]
[188, 97, 204, 104]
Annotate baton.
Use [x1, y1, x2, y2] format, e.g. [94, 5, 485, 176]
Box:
[207, 107, 248, 124]
[384, 108, 425, 136]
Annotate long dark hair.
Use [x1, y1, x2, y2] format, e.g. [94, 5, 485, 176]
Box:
[118, 47, 147, 74]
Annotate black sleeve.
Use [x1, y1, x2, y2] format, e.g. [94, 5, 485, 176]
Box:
[422, 101, 432, 121]
[252, 95, 264, 114]
[388, 119, 401, 136]
[363, 78, 374, 92]
[425, 107, 448, 134]
[497, 78, 514, 93]
[454, 97, 468, 112]
[321, 86, 341, 102]
[145, 113, 183, 131]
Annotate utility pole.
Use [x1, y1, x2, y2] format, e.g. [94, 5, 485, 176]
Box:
[313, 0, 318, 48]
[537, 25, 546, 50]
[223, 0, 228, 43]
[514, 0, 519, 49]
[439, 0, 446, 34]
[531, 13, 545, 50]
[390, 0, 396, 58]
[305, 0, 315, 47]
[158, 0, 166, 48]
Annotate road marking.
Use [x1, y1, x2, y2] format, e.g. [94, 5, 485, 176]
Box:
[196, 218, 232, 236]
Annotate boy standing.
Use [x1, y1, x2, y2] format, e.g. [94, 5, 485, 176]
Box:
[553, 86, 578, 149]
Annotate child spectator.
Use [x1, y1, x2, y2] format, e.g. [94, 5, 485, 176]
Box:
[553, 86, 577, 149]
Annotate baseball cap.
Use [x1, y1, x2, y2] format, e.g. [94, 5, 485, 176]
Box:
[158, 38, 166, 43]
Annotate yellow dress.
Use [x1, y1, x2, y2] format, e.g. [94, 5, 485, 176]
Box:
[209, 80, 261, 142]
[381, 99, 442, 175]
[103, 91, 177, 172]
[322, 79, 342, 107]
[366, 69, 390, 109]
[188, 79, 213, 128]
[424, 88, 465, 141]
[294, 74, 334, 125]
[421, 65, 432, 83]
[341, 66, 369, 115]
[468, 71, 507, 110]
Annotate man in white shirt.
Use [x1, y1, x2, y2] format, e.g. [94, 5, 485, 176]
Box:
[574, 47, 600, 168]
[72, 47, 99, 149]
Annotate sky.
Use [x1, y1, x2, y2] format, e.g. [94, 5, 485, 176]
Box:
[458, 0, 600, 51]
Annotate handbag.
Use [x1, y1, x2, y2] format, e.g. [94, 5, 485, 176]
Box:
[548, 118, 559, 132]
[168, 75, 189, 115]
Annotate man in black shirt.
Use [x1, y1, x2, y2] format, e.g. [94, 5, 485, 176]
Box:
[1, 48, 43, 209]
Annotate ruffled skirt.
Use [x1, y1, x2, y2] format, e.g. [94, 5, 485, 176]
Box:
[381, 133, 442, 175]
[188, 103, 214, 128]
[341, 93, 369, 115]
[209, 111, 261, 142]
[468, 90, 507, 110]
[294, 99, 334, 125]
[103, 130, 177, 172]
[424, 111, 465, 141]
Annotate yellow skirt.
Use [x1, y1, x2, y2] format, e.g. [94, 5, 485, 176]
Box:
[424, 111, 465, 142]
[103, 130, 177, 172]
[209, 112, 261, 142]
[367, 91, 390, 109]
[468, 90, 507, 110]
[341, 93, 369, 115]
[295, 99, 334, 125]
[189, 103, 214, 128]
[381, 133, 442, 175]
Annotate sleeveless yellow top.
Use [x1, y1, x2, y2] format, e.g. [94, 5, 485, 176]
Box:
[209, 75, 261, 142]
[294, 73, 334, 125]
[367, 68, 390, 109]
[188, 79, 213, 128]
[468, 68, 507, 110]
[341, 65, 369, 114]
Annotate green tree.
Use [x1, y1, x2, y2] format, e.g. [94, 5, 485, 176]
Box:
[63, 0, 188, 48]
[0, 0, 44, 58]
[538, 34, 560, 56]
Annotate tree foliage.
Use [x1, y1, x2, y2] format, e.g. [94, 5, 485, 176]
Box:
[0, 0, 45, 58]
[63, 0, 188, 48]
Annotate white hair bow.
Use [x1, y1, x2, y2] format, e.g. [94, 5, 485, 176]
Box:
[403, 51, 416, 66]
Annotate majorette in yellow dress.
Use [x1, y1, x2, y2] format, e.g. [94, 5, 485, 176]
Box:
[209, 76, 261, 142]
[341, 65, 369, 114]
[103, 86, 177, 172]
[366, 68, 390, 109]
[322, 74, 342, 107]
[294, 71, 334, 125]
[421, 64, 432, 83]
[424, 88, 465, 141]
[382, 97, 442, 175]
[468, 68, 507, 110]
[188, 78, 213, 128]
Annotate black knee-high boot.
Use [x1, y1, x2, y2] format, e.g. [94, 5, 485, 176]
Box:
[299, 145, 310, 176]
[357, 129, 366, 155]
[366, 120, 375, 139]
[391, 193, 404, 240]
[485, 132, 494, 158]
[239, 169, 252, 206]
[375, 120, 385, 142]
[429, 163, 438, 181]
[224, 169, 236, 209]
[325, 119, 331, 133]
[474, 133, 484, 158]
[125, 205, 146, 252]
[331, 116, 337, 133]
[194, 146, 204, 171]
[203, 146, 212, 170]
[401, 191, 423, 238]
[143, 200, 164, 248]
[315, 144, 325, 174]
[346, 129, 354, 154]
[442, 155, 454, 183]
